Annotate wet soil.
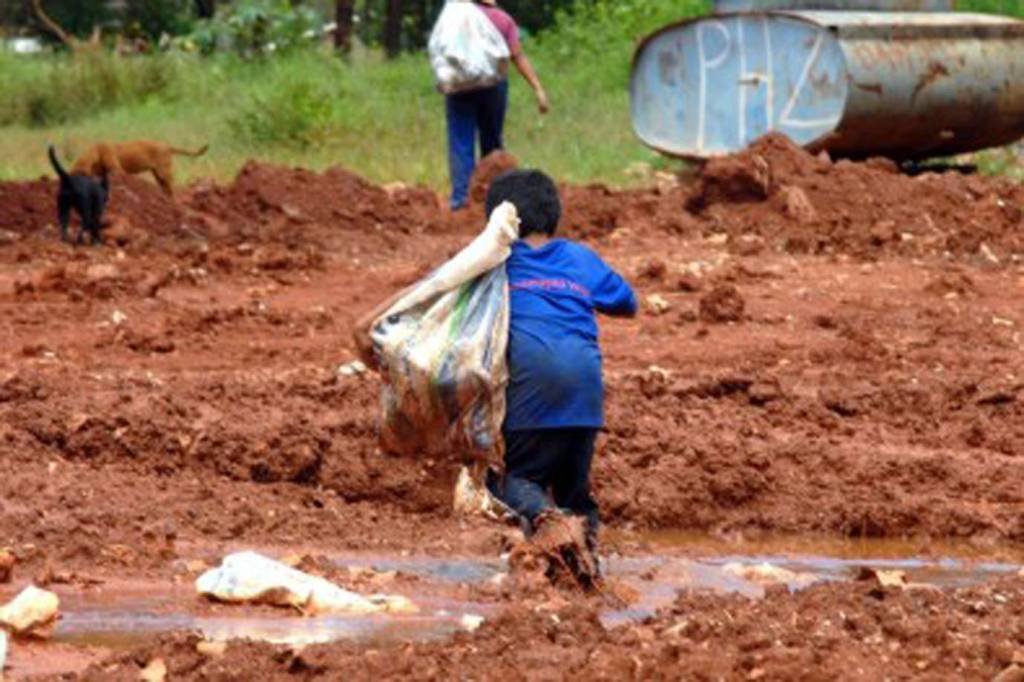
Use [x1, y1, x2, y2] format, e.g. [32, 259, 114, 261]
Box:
[59, 572, 1024, 681]
[1, 135, 1023, 678]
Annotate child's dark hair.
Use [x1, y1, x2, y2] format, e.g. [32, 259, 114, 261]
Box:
[485, 169, 561, 238]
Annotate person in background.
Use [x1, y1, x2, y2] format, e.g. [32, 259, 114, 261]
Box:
[446, 0, 549, 211]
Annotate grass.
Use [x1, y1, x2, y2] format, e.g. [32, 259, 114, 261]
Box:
[0, 0, 710, 189]
[957, 0, 1024, 16]
[0, 47, 675, 189]
[0, 0, 1021, 189]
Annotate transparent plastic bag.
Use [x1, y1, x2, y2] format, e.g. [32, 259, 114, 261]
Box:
[428, 0, 510, 94]
[371, 203, 519, 458]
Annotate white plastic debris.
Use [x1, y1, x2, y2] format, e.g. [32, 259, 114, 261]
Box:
[0, 628, 7, 675]
[646, 294, 671, 315]
[139, 657, 167, 682]
[0, 585, 60, 637]
[979, 242, 1001, 265]
[337, 360, 367, 377]
[452, 466, 503, 518]
[196, 552, 417, 615]
[722, 562, 815, 588]
[459, 613, 485, 632]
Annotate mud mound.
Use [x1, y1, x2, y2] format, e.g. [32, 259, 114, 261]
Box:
[107, 174, 186, 237]
[561, 183, 695, 240]
[469, 150, 519, 205]
[0, 177, 57, 236]
[0, 173, 184, 243]
[185, 162, 443, 241]
[686, 133, 1024, 258]
[13, 261, 137, 301]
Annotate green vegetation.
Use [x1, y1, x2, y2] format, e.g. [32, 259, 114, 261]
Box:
[957, 0, 1024, 16]
[0, 0, 709, 186]
[0, 0, 1021, 188]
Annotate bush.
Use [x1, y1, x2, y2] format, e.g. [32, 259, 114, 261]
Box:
[957, 0, 1024, 16]
[541, 0, 710, 60]
[187, 0, 325, 57]
[123, 0, 194, 41]
[0, 51, 183, 127]
[228, 57, 340, 147]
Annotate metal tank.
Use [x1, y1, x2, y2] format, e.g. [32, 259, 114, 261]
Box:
[716, 0, 953, 10]
[629, 1, 1024, 160]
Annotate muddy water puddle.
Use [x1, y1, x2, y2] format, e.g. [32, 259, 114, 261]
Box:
[601, 532, 1024, 625]
[5, 540, 1021, 677]
[52, 581, 488, 650]
[50, 543, 1024, 639]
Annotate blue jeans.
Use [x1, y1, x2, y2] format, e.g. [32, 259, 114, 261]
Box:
[445, 80, 508, 210]
[493, 428, 600, 539]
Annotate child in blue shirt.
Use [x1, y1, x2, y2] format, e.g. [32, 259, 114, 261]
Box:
[485, 170, 637, 556]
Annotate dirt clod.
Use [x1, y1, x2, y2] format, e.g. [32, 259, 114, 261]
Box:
[699, 285, 745, 323]
[0, 549, 14, 583]
[469, 150, 519, 205]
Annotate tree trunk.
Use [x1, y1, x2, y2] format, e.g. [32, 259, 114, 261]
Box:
[384, 0, 401, 57]
[334, 0, 354, 52]
[413, 0, 427, 48]
[194, 0, 216, 19]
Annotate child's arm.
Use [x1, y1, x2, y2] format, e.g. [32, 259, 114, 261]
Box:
[592, 269, 637, 318]
[582, 247, 637, 317]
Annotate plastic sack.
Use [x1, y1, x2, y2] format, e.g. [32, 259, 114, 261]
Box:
[371, 202, 519, 458]
[196, 551, 416, 615]
[0, 585, 59, 638]
[428, 0, 510, 94]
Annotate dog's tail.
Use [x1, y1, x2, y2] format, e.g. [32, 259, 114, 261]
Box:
[48, 145, 71, 183]
[170, 144, 209, 158]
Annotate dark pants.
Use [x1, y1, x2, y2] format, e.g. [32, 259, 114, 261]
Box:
[496, 428, 600, 540]
[445, 80, 508, 210]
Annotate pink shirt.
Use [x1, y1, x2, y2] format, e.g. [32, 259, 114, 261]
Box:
[478, 5, 521, 56]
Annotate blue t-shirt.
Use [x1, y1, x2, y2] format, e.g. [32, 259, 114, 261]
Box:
[504, 239, 637, 431]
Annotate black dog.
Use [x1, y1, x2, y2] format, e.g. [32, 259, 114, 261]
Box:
[48, 145, 109, 245]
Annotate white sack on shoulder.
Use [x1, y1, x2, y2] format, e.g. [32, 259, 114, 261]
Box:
[383, 201, 519, 315]
[428, 0, 510, 93]
[196, 551, 416, 616]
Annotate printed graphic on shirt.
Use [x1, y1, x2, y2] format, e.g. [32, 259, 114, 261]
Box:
[510, 278, 591, 297]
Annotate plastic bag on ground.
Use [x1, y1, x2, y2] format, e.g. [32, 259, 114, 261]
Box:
[453, 465, 508, 518]
[0, 585, 59, 638]
[371, 202, 519, 458]
[196, 552, 417, 616]
[428, 0, 510, 94]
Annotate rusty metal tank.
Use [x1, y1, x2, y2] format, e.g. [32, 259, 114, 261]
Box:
[629, 1, 1024, 160]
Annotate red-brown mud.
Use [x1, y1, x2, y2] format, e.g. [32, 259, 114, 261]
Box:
[1, 139, 1023, 678]
[688, 134, 1024, 259]
[72, 576, 1024, 681]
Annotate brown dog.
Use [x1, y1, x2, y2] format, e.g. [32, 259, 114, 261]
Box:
[72, 140, 209, 196]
